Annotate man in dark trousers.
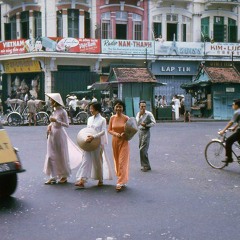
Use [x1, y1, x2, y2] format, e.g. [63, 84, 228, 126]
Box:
[136, 100, 156, 172]
[219, 99, 240, 166]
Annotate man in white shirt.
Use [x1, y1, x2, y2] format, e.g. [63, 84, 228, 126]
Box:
[136, 100, 156, 172]
[68, 95, 78, 124]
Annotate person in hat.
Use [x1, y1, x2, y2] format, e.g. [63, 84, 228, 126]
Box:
[75, 102, 112, 188]
[108, 99, 130, 192]
[136, 100, 156, 172]
[43, 93, 72, 184]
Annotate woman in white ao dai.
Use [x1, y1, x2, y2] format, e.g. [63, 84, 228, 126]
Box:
[75, 102, 112, 188]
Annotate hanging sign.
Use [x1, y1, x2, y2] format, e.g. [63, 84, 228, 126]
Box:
[4, 59, 42, 73]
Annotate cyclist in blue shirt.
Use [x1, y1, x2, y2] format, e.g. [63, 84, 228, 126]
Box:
[219, 99, 240, 166]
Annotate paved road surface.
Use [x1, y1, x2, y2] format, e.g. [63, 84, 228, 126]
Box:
[1, 122, 240, 240]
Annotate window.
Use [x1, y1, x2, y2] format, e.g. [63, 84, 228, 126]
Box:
[57, 11, 63, 37]
[21, 11, 29, 39]
[166, 14, 178, 22]
[133, 14, 142, 40]
[134, 23, 142, 40]
[85, 12, 90, 38]
[5, 16, 16, 40]
[68, 9, 79, 38]
[34, 12, 42, 38]
[201, 17, 210, 41]
[153, 22, 162, 39]
[101, 13, 111, 39]
[228, 18, 237, 43]
[102, 21, 111, 39]
[213, 16, 224, 42]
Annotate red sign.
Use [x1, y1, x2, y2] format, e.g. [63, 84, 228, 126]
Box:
[68, 38, 100, 53]
[0, 39, 26, 55]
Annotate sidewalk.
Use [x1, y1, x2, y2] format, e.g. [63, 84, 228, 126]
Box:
[156, 116, 228, 123]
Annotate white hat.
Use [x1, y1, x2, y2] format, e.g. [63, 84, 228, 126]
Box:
[77, 127, 100, 151]
[68, 95, 77, 100]
[45, 93, 65, 107]
[124, 117, 138, 141]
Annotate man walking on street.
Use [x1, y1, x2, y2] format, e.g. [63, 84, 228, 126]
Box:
[136, 100, 156, 172]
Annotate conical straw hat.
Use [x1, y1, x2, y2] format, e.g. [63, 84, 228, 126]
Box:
[77, 127, 100, 151]
[45, 93, 65, 107]
[124, 117, 138, 141]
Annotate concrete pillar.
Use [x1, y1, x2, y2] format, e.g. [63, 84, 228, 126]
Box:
[62, 9, 68, 38]
[162, 13, 166, 40]
[209, 16, 214, 40]
[29, 10, 34, 39]
[111, 12, 116, 39]
[192, 14, 202, 42]
[16, 12, 20, 39]
[128, 13, 133, 40]
[79, 9, 85, 38]
[178, 15, 182, 41]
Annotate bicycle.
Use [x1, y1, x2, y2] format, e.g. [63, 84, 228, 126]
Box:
[205, 130, 240, 169]
[6, 99, 50, 126]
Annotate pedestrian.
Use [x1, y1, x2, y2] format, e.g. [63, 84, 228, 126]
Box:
[75, 102, 112, 189]
[136, 100, 156, 172]
[219, 99, 240, 166]
[43, 93, 72, 184]
[108, 99, 130, 192]
[172, 95, 180, 120]
[68, 95, 78, 124]
[27, 96, 37, 126]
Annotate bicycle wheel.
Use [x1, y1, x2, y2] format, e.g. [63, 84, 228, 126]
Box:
[36, 112, 49, 126]
[205, 140, 226, 169]
[7, 112, 22, 126]
[76, 111, 88, 124]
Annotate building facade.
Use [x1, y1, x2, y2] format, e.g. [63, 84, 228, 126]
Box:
[0, 0, 239, 116]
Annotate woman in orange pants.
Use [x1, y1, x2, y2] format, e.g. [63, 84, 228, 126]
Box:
[108, 99, 130, 192]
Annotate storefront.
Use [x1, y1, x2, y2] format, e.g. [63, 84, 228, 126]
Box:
[151, 61, 200, 110]
[1, 59, 44, 113]
[181, 62, 240, 120]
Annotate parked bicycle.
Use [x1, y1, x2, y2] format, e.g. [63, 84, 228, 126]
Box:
[205, 129, 240, 169]
[6, 99, 50, 126]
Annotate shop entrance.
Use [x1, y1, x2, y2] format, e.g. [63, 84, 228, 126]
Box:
[116, 24, 127, 39]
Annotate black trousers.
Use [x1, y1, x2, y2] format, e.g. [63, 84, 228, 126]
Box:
[226, 129, 240, 160]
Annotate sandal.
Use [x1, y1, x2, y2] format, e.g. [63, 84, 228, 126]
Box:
[44, 178, 56, 185]
[75, 179, 85, 189]
[116, 184, 123, 192]
[98, 180, 103, 187]
[58, 177, 67, 184]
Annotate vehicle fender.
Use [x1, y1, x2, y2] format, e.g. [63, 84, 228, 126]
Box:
[211, 138, 223, 143]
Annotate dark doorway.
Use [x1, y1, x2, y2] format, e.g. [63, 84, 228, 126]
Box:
[116, 24, 127, 39]
[167, 23, 178, 41]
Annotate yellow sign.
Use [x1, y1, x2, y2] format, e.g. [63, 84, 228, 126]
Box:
[4, 59, 42, 73]
[0, 129, 18, 163]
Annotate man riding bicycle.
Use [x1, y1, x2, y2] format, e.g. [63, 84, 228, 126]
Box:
[219, 99, 240, 166]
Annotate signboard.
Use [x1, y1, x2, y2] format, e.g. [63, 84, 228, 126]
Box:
[69, 38, 101, 53]
[101, 39, 154, 54]
[205, 42, 240, 56]
[0, 129, 17, 164]
[155, 41, 203, 56]
[226, 87, 235, 93]
[4, 59, 42, 73]
[151, 61, 199, 76]
[0, 39, 26, 55]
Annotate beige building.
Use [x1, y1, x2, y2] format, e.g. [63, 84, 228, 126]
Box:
[0, 0, 239, 110]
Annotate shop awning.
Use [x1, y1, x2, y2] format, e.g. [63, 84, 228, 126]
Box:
[181, 80, 210, 89]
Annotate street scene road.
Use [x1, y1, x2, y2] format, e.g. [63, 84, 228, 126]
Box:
[1, 122, 240, 240]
